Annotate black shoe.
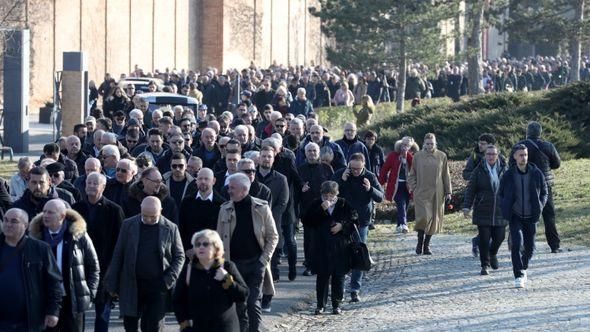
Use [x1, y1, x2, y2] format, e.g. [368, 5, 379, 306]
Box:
[551, 248, 563, 253]
[423, 235, 432, 255]
[368, 223, 376, 230]
[288, 269, 297, 281]
[303, 269, 313, 276]
[314, 307, 325, 315]
[480, 266, 490, 275]
[349, 291, 360, 303]
[332, 307, 342, 315]
[490, 255, 499, 270]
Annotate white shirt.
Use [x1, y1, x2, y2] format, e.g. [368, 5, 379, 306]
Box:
[196, 191, 214, 201]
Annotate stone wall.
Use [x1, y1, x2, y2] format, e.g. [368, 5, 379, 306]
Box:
[0, 0, 325, 110]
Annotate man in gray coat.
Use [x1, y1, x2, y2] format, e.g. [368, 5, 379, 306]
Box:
[105, 196, 185, 331]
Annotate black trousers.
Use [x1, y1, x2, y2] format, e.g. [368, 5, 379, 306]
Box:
[543, 186, 560, 250]
[477, 225, 505, 267]
[45, 296, 84, 332]
[316, 273, 345, 309]
[123, 279, 166, 332]
[282, 222, 297, 271]
[303, 225, 313, 267]
[235, 257, 266, 332]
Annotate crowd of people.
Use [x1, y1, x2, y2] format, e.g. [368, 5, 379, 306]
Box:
[0, 59, 565, 332]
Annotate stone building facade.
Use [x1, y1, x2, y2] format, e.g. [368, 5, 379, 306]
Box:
[0, 0, 325, 108]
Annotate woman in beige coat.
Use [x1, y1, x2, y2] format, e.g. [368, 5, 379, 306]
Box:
[407, 133, 452, 255]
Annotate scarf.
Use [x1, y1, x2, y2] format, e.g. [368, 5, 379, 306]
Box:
[486, 161, 500, 193]
[43, 221, 68, 249]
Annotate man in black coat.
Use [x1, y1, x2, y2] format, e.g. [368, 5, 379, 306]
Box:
[333, 153, 383, 303]
[0, 208, 64, 332]
[72, 172, 124, 331]
[13, 167, 74, 221]
[192, 128, 222, 169]
[65, 135, 88, 176]
[256, 147, 289, 283]
[178, 168, 225, 250]
[29, 199, 99, 332]
[72, 157, 102, 199]
[34, 143, 79, 183]
[514, 121, 562, 253]
[123, 167, 178, 224]
[221, 159, 273, 204]
[298, 142, 334, 276]
[104, 159, 136, 207]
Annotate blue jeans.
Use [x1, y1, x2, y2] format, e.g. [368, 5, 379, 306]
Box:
[393, 182, 410, 226]
[350, 225, 369, 293]
[509, 215, 537, 278]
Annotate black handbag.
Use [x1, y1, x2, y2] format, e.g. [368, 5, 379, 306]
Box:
[348, 224, 374, 271]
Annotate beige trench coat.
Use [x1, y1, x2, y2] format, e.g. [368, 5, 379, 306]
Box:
[217, 196, 279, 296]
[407, 149, 452, 235]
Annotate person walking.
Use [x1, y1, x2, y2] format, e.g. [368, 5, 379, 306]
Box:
[105, 196, 185, 331]
[461, 145, 508, 275]
[0, 208, 63, 332]
[407, 133, 452, 255]
[499, 144, 548, 288]
[379, 137, 419, 233]
[303, 181, 356, 315]
[515, 121, 562, 253]
[29, 199, 100, 332]
[217, 173, 278, 332]
[173, 229, 249, 332]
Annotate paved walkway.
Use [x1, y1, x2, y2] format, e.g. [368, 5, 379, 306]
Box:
[276, 228, 590, 331]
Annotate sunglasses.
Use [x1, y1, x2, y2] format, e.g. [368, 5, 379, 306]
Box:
[127, 140, 138, 144]
[195, 241, 210, 248]
[116, 167, 129, 173]
[50, 173, 60, 178]
[275, 125, 285, 128]
[171, 164, 185, 169]
[242, 169, 256, 174]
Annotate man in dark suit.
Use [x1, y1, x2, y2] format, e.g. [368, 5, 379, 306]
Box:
[105, 197, 185, 331]
[72, 172, 124, 331]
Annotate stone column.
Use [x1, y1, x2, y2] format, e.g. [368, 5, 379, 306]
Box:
[61, 52, 87, 137]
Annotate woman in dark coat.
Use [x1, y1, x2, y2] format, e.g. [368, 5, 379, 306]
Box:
[303, 181, 357, 315]
[173, 229, 248, 332]
[462, 145, 507, 275]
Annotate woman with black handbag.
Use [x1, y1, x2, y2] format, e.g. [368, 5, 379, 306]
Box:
[303, 181, 357, 315]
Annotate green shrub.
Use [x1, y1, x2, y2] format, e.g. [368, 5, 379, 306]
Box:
[363, 82, 590, 160]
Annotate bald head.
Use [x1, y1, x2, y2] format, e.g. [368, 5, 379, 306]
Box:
[42, 199, 67, 232]
[141, 196, 162, 224]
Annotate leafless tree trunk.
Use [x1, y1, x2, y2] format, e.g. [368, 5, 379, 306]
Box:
[467, 0, 487, 95]
[396, 30, 406, 113]
[570, 0, 585, 82]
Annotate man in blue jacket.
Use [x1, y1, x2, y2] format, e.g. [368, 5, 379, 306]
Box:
[333, 153, 384, 302]
[499, 144, 548, 289]
[335, 122, 371, 171]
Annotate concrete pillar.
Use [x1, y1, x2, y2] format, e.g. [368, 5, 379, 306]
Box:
[61, 52, 87, 136]
[3, 29, 30, 153]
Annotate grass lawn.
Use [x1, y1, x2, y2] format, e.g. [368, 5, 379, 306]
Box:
[442, 158, 590, 247]
[0, 160, 17, 179]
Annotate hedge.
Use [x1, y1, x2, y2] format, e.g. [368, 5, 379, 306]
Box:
[317, 82, 590, 160]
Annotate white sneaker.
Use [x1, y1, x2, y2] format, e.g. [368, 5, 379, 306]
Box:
[522, 270, 528, 282]
[401, 225, 409, 233]
[396, 225, 403, 233]
[515, 277, 525, 288]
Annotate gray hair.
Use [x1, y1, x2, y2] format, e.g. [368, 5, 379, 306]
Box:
[118, 158, 138, 174]
[320, 146, 334, 158]
[305, 142, 320, 152]
[101, 132, 118, 144]
[101, 145, 120, 159]
[262, 137, 280, 151]
[227, 173, 251, 191]
[234, 125, 248, 135]
[86, 171, 107, 186]
[290, 118, 304, 127]
[243, 151, 259, 160]
[237, 158, 256, 169]
[17, 156, 31, 169]
[4, 208, 29, 225]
